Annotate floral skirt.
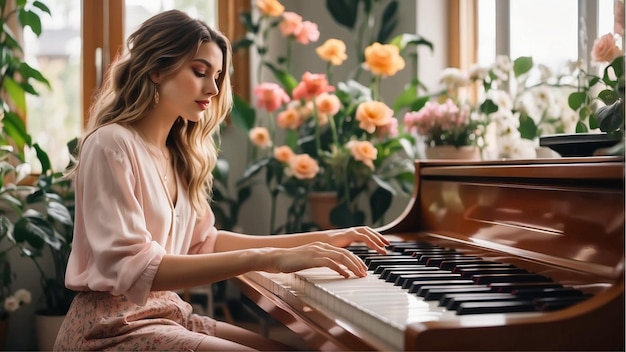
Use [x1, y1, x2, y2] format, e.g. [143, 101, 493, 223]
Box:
[53, 291, 217, 351]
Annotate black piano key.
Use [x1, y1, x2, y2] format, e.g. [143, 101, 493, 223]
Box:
[408, 279, 475, 293]
[472, 273, 553, 284]
[534, 295, 592, 311]
[488, 282, 563, 293]
[440, 260, 497, 271]
[414, 255, 474, 266]
[396, 273, 462, 289]
[417, 285, 493, 300]
[456, 300, 537, 315]
[444, 293, 518, 310]
[425, 256, 479, 267]
[373, 264, 425, 275]
[451, 263, 516, 273]
[381, 267, 441, 282]
[512, 287, 585, 299]
[404, 249, 457, 257]
[458, 267, 528, 279]
[365, 258, 419, 270]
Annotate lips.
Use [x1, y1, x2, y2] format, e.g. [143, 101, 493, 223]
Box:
[196, 100, 210, 110]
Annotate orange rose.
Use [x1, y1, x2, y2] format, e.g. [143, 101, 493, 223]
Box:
[363, 42, 405, 77]
[346, 140, 377, 170]
[274, 145, 295, 163]
[249, 127, 272, 148]
[355, 101, 393, 133]
[289, 154, 319, 180]
[276, 108, 302, 130]
[315, 93, 341, 116]
[255, 0, 284, 17]
[315, 39, 348, 66]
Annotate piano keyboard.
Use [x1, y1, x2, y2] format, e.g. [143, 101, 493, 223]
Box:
[249, 241, 592, 351]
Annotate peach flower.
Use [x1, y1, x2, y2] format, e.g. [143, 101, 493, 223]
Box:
[295, 21, 320, 45]
[255, 0, 284, 17]
[346, 140, 377, 170]
[355, 101, 393, 133]
[279, 11, 302, 37]
[315, 93, 341, 116]
[274, 145, 295, 163]
[315, 38, 348, 66]
[363, 42, 405, 77]
[292, 72, 335, 100]
[591, 33, 622, 64]
[253, 82, 290, 113]
[249, 127, 272, 148]
[289, 154, 319, 180]
[276, 107, 302, 130]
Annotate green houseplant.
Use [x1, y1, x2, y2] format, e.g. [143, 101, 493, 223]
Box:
[1, 0, 51, 159]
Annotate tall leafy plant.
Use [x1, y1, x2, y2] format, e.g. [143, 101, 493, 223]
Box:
[0, 0, 51, 158]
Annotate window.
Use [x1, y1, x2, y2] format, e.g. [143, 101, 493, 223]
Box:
[477, 0, 617, 73]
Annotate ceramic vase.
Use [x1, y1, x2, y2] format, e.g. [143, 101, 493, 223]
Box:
[307, 191, 339, 230]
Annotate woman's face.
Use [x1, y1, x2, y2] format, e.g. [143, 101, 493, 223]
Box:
[157, 41, 223, 122]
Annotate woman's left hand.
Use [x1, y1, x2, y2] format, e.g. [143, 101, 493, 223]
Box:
[325, 226, 390, 255]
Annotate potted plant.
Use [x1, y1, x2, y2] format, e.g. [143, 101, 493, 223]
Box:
[9, 140, 75, 350]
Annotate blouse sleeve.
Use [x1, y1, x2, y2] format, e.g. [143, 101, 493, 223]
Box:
[187, 204, 218, 255]
[71, 131, 166, 305]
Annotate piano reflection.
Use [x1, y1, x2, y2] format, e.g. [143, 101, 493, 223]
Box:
[234, 157, 625, 351]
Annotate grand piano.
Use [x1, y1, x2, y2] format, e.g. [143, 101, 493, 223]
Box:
[233, 157, 625, 351]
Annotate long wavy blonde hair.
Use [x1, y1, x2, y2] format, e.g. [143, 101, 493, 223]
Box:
[67, 10, 233, 216]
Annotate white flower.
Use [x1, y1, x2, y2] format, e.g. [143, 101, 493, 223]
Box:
[439, 67, 470, 88]
[468, 64, 490, 81]
[14, 289, 31, 304]
[487, 89, 514, 111]
[3, 296, 20, 312]
[492, 55, 513, 81]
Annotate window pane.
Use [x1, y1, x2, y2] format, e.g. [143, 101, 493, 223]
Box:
[509, 0, 578, 73]
[477, 0, 496, 66]
[125, 1, 217, 38]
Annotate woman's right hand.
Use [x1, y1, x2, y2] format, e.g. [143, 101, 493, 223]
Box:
[260, 242, 368, 278]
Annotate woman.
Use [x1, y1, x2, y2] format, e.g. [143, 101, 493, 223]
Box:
[54, 9, 389, 351]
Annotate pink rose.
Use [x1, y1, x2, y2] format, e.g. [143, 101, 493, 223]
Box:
[294, 21, 320, 45]
[280, 12, 302, 37]
[274, 145, 295, 163]
[355, 101, 393, 133]
[591, 33, 622, 64]
[253, 82, 290, 113]
[315, 93, 341, 116]
[249, 127, 272, 148]
[276, 108, 302, 130]
[292, 72, 335, 100]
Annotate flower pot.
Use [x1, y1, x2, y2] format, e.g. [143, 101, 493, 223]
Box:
[307, 192, 339, 230]
[35, 313, 66, 351]
[424, 145, 481, 160]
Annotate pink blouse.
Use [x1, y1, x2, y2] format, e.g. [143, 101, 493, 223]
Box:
[65, 123, 218, 305]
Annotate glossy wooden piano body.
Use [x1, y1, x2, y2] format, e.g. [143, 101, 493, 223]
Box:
[234, 157, 625, 351]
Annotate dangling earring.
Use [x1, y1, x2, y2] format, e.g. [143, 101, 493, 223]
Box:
[154, 84, 160, 105]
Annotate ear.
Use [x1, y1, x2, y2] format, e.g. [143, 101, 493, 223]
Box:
[150, 71, 161, 84]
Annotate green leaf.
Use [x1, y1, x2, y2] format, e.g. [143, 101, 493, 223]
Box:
[2, 111, 32, 152]
[325, 0, 360, 29]
[34, 143, 51, 175]
[18, 9, 42, 36]
[518, 114, 538, 140]
[236, 157, 270, 187]
[389, 33, 434, 53]
[377, 1, 398, 43]
[575, 121, 589, 133]
[597, 101, 624, 133]
[264, 62, 298, 94]
[13, 210, 57, 251]
[568, 91, 587, 110]
[598, 89, 620, 105]
[329, 201, 365, 228]
[3, 76, 27, 113]
[33, 1, 52, 15]
[479, 99, 499, 115]
[47, 201, 73, 226]
[231, 94, 256, 131]
[513, 56, 533, 77]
